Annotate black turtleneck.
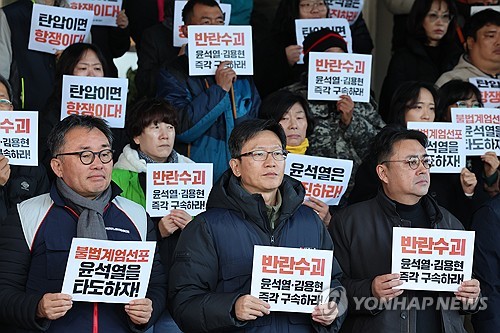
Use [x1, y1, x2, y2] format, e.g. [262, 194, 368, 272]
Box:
[395, 200, 442, 333]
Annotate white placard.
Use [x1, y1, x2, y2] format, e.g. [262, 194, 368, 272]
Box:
[295, 18, 352, 64]
[187, 25, 253, 75]
[29, 4, 93, 54]
[326, 0, 364, 25]
[407, 122, 466, 174]
[61, 238, 156, 303]
[391, 227, 474, 292]
[469, 77, 500, 109]
[173, 1, 231, 47]
[146, 163, 213, 217]
[470, 5, 500, 15]
[68, 0, 123, 27]
[285, 153, 352, 205]
[250, 245, 333, 313]
[451, 108, 500, 156]
[307, 52, 371, 103]
[0, 111, 38, 166]
[61, 75, 128, 128]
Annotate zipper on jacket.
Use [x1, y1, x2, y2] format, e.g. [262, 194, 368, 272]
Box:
[270, 235, 275, 245]
[93, 303, 98, 333]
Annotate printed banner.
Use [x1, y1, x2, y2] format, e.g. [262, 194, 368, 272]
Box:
[187, 25, 253, 75]
[308, 52, 371, 102]
[250, 245, 333, 313]
[392, 227, 474, 292]
[469, 77, 500, 108]
[0, 111, 38, 166]
[68, 0, 123, 27]
[295, 18, 352, 64]
[285, 153, 352, 205]
[173, 1, 231, 47]
[326, 0, 364, 25]
[451, 108, 500, 156]
[61, 238, 156, 303]
[146, 163, 212, 217]
[61, 75, 128, 128]
[29, 4, 93, 54]
[407, 122, 466, 173]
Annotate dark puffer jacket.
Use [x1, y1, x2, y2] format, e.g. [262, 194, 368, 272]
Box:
[168, 170, 345, 332]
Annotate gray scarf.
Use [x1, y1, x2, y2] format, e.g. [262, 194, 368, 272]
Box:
[56, 178, 111, 240]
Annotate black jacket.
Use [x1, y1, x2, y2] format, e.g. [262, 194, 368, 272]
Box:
[168, 170, 345, 332]
[330, 190, 477, 333]
[0, 164, 49, 222]
[379, 38, 462, 122]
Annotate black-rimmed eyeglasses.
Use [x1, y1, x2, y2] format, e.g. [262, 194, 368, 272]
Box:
[236, 149, 288, 161]
[381, 156, 433, 170]
[54, 149, 114, 165]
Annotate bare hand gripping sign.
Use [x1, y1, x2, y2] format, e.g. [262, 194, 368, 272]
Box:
[62, 239, 156, 303]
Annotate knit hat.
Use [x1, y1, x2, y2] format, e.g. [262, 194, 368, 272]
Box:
[303, 28, 348, 56]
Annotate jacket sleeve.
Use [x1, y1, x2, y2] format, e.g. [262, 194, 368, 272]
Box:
[0, 210, 49, 330]
[343, 101, 385, 161]
[329, 210, 378, 315]
[350, 13, 374, 55]
[471, 204, 500, 332]
[156, 68, 231, 143]
[168, 217, 245, 332]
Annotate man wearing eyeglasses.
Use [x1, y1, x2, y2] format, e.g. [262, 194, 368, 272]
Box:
[169, 119, 346, 333]
[0, 115, 167, 332]
[436, 8, 500, 87]
[329, 126, 481, 333]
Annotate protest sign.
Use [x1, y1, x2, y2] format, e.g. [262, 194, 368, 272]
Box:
[61, 238, 156, 303]
[173, 1, 231, 47]
[325, 0, 364, 25]
[0, 111, 38, 166]
[407, 122, 466, 173]
[470, 5, 500, 15]
[469, 77, 500, 108]
[187, 25, 253, 75]
[451, 108, 500, 156]
[392, 227, 474, 292]
[251, 245, 333, 313]
[146, 163, 212, 217]
[29, 4, 92, 54]
[295, 18, 352, 64]
[61, 75, 128, 128]
[285, 153, 352, 205]
[68, 0, 123, 27]
[308, 52, 371, 103]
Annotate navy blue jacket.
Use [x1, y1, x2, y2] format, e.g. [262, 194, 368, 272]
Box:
[0, 182, 167, 333]
[169, 170, 345, 332]
[156, 55, 260, 181]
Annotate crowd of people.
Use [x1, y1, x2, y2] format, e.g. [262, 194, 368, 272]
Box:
[0, 0, 499, 332]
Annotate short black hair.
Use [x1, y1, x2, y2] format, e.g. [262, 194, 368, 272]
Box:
[464, 8, 500, 41]
[182, 0, 222, 24]
[48, 115, 113, 156]
[126, 98, 179, 149]
[388, 81, 438, 125]
[372, 125, 428, 165]
[272, 0, 329, 34]
[229, 119, 286, 158]
[259, 90, 315, 137]
[437, 80, 482, 121]
[407, 0, 458, 45]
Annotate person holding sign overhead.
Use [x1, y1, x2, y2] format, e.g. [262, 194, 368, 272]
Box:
[0, 115, 167, 332]
[156, 0, 260, 182]
[0, 74, 50, 223]
[260, 89, 333, 226]
[169, 119, 345, 332]
[330, 126, 481, 333]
